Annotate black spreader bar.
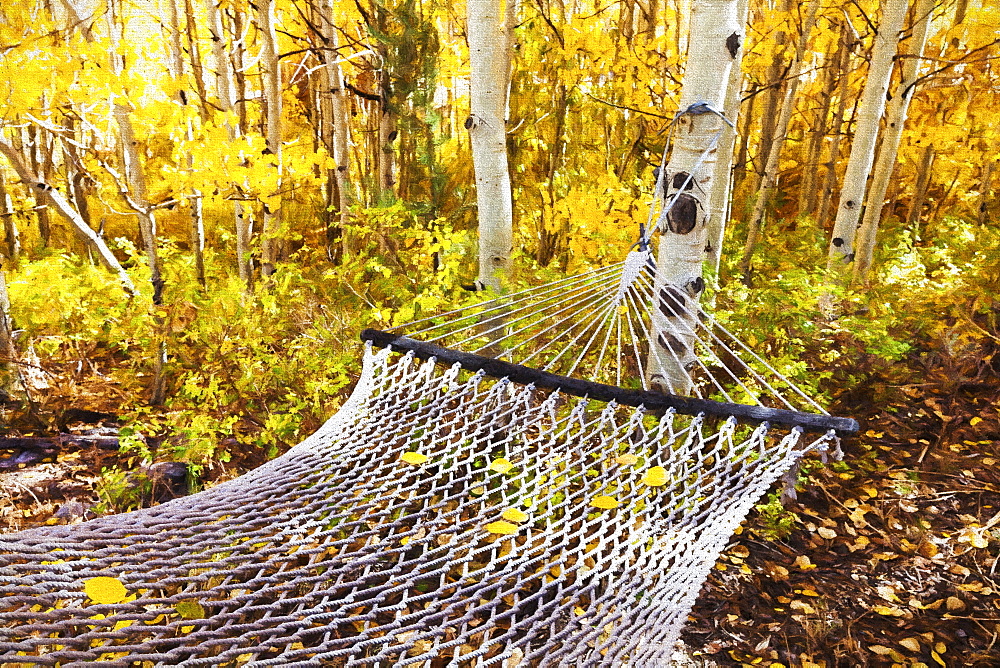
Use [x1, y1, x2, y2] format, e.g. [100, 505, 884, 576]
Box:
[361, 329, 859, 436]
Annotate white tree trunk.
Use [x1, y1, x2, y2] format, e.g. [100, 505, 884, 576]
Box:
[170, 0, 206, 286]
[648, 0, 740, 394]
[206, 0, 253, 285]
[705, 0, 749, 279]
[467, 0, 514, 292]
[816, 27, 854, 231]
[826, 0, 908, 273]
[316, 9, 352, 260]
[854, 0, 935, 279]
[0, 171, 20, 261]
[738, 0, 821, 283]
[257, 0, 283, 276]
[0, 139, 135, 294]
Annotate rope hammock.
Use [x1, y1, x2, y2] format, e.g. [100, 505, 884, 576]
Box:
[0, 108, 857, 666]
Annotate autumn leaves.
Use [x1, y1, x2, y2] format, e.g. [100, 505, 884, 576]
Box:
[398, 448, 673, 537]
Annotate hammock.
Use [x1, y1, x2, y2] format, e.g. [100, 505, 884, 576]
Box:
[0, 246, 856, 666]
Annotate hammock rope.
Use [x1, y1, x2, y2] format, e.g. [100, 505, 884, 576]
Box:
[0, 105, 857, 665]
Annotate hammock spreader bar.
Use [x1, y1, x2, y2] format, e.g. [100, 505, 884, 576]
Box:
[361, 329, 860, 436]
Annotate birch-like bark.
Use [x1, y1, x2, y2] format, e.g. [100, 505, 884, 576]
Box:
[0, 263, 13, 365]
[25, 127, 52, 247]
[705, 0, 749, 278]
[907, 144, 934, 237]
[467, 0, 514, 292]
[738, 0, 820, 283]
[648, 0, 739, 395]
[854, 0, 934, 279]
[0, 171, 19, 262]
[317, 6, 352, 259]
[798, 42, 839, 217]
[826, 0, 908, 274]
[206, 0, 253, 285]
[257, 0, 283, 276]
[170, 0, 206, 286]
[816, 27, 854, 230]
[0, 139, 135, 294]
[109, 0, 167, 403]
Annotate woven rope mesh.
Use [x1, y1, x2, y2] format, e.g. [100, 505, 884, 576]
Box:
[0, 344, 836, 666]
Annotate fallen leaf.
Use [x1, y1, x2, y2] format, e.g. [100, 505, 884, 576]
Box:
[486, 521, 519, 535]
[640, 466, 667, 486]
[899, 637, 921, 652]
[589, 495, 620, 509]
[176, 600, 205, 619]
[946, 596, 965, 612]
[490, 458, 514, 474]
[84, 576, 127, 605]
[400, 452, 428, 465]
[615, 454, 638, 466]
[501, 508, 528, 523]
[793, 555, 816, 571]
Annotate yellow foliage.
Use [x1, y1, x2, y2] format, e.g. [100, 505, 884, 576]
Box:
[83, 576, 128, 605]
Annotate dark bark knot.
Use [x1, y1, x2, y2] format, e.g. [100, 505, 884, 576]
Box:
[687, 276, 705, 296]
[671, 172, 694, 191]
[832, 237, 845, 247]
[657, 332, 685, 355]
[726, 32, 741, 58]
[657, 286, 688, 318]
[667, 193, 699, 234]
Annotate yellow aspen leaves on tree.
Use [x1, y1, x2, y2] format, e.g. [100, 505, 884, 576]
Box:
[489, 458, 514, 474]
[640, 466, 667, 487]
[501, 508, 529, 523]
[589, 496, 619, 510]
[84, 576, 127, 604]
[486, 521, 519, 535]
[400, 452, 428, 466]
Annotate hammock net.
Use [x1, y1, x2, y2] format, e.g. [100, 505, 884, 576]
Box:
[0, 248, 856, 666]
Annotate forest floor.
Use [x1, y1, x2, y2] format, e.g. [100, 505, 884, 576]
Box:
[686, 339, 1000, 666]
[2, 338, 999, 667]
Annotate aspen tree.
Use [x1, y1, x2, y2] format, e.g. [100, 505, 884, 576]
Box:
[648, 0, 740, 395]
[257, 0, 284, 276]
[826, 0, 908, 275]
[108, 0, 168, 403]
[206, 0, 254, 285]
[754, 0, 792, 192]
[0, 263, 12, 359]
[0, 172, 19, 261]
[738, 0, 821, 284]
[854, 0, 935, 279]
[705, 0, 748, 278]
[0, 139, 136, 294]
[906, 144, 934, 236]
[169, 0, 206, 286]
[317, 2, 352, 259]
[815, 26, 855, 230]
[467, 0, 514, 291]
